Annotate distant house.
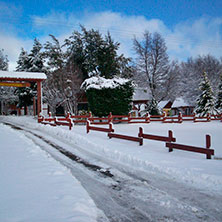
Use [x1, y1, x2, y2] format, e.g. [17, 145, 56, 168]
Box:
[158, 100, 173, 115]
[132, 88, 151, 115]
[171, 98, 194, 116]
[158, 98, 194, 116]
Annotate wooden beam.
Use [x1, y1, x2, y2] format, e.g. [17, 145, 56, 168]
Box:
[0, 82, 31, 87]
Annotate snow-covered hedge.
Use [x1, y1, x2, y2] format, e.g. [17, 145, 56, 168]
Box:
[81, 76, 131, 90]
[81, 76, 134, 117]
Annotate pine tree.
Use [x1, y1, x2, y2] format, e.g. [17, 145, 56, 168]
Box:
[0, 49, 8, 71]
[215, 75, 222, 113]
[15, 39, 46, 114]
[44, 34, 65, 71]
[195, 72, 217, 116]
[28, 38, 46, 72]
[16, 48, 29, 71]
[64, 26, 133, 80]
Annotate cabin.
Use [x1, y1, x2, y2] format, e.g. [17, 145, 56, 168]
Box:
[171, 98, 194, 116]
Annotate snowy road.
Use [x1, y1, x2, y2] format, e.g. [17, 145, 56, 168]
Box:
[1, 118, 222, 222]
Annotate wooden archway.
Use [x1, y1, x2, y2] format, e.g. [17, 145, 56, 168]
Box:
[0, 71, 47, 116]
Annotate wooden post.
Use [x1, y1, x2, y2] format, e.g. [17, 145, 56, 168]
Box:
[109, 122, 114, 132]
[178, 112, 183, 123]
[168, 130, 173, 152]
[86, 120, 90, 133]
[33, 97, 36, 116]
[163, 111, 167, 122]
[145, 113, 150, 123]
[207, 113, 211, 122]
[128, 112, 131, 123]
[108, 112, 112, 123]
[206, 134, 211, 159]
[193, 112, 196, 122]
[138, 127, 143, 138]
[37, 81, 42, 117]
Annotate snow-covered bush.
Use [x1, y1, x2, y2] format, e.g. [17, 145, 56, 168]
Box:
[81, 76, 134, 117]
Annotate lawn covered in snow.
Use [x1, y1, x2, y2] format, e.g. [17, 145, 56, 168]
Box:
[0, 116, 222, 221]
[0, 123, 106, 222]
[2, 116, 222, 193]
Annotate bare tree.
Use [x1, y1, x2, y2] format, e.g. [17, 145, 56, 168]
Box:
[133, 31, 171, 102]
[43, 59, 83, 115]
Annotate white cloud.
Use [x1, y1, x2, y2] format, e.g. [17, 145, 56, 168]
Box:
[0, 33, 33, 71]
[1, 10, 221, 71]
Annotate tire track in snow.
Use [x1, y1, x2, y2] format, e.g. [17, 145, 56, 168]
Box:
[3, 121, 221, 222]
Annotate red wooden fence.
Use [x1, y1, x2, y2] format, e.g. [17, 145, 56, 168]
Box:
[108, 132, 143, 146]
[166, 135, 214, 159]
[138, 127, 176, 142]
[87, 121, 114, 133]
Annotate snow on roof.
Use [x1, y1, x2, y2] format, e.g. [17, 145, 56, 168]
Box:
[172, 98, 191, 108]
[81, 76, 130, 90]
[0, 71, 47, 80]
[133, 88, 151, 101]
[158, 101, 170, 109]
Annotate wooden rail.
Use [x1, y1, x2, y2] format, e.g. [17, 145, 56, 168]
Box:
[138, 127, 176, 142]
[87, 121, 114, 133]
[166, 135, 214, 159]
[108, 132, 143, 146]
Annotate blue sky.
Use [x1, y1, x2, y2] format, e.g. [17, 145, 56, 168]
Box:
[0, 0, 221, 70]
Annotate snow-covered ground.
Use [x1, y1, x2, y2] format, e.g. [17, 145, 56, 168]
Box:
[0, 121, 106, 222]
[0, 116, 222, 221]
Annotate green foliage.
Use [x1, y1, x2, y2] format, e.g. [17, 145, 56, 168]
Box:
[86, 81, 134, 117]
[64, 26, 133, 80]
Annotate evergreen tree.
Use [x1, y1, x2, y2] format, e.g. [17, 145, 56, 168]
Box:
[28, 38, 46, 72]
[64, 26, 133, 80]
[0, 49, 8, 71]
[195, 72, 217, 116]
[15, 39, 46, 114]
[44, 34, 65, 71]
[215, 75, 222, 113]
[16, 48, 29, 71]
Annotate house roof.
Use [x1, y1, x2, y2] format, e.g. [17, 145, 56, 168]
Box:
[0, 71, 47, 81]
[171, 98, 192, 108]
[159, 101, 172, 109]
[133, 88, 151, 101]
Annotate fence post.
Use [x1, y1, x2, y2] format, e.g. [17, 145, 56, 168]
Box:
[145, 113, 150, 123]
[206, 134, 211, 159]
[109, 122, 114, 132]
[207, 113, 211, 122]
[138, 127, 143, 137]
[178, 112, 183, 123]
[163, 111, 167, 122]
[193, 112, 196, 122]
[168, 130, 174, 152]
[109, 112, 112, 123]
[128, 112, 131, 123]
[86, 120, 90, 133]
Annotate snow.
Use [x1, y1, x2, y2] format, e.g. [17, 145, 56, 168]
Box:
[0, 123, 105, 222]
[1, 116, 222, 220]
[172, 97, 190, 108]
[133, 88, 151, 101]
[81, 76, 130, 90]
[0, 71, 47, 80]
